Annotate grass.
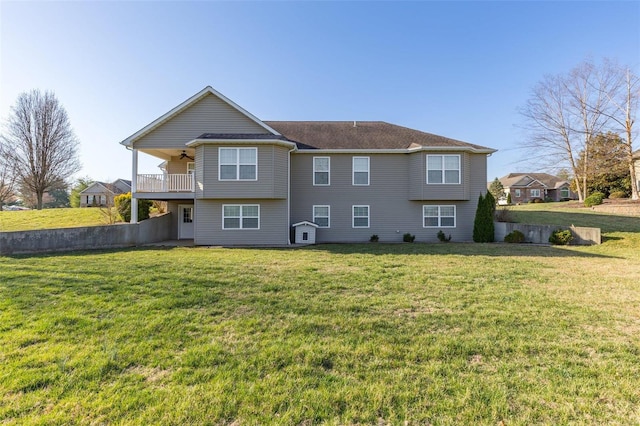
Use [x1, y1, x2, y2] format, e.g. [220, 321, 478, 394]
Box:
[0, 208, 118, 232]
[1, 217, 639, 424]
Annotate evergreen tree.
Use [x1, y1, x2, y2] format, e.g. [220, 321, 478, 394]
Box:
[473, 193, 495, 243]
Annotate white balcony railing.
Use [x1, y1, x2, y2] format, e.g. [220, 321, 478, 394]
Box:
[136, 174, 194, 193]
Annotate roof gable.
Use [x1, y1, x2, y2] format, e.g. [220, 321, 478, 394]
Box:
[121, 86, 279, 147]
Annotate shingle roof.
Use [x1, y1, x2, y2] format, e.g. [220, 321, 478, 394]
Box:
[263, 121, 493, 151]
[500, 173, 569, 189]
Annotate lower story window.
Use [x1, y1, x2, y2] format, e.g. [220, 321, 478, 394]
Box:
[352, 205, 370, 228]
[560, 187, 570, 198]
[530, 189, 541, 198]
[423, 205, 456, 228]
[223, 204, 259, 229]
[313, 205, 330, 228]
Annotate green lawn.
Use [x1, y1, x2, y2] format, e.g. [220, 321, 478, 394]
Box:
[0, 208, 117, 232]
[1, 224, 639, 423]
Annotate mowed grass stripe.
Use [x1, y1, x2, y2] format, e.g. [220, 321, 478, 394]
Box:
[1, 239, 639, 424]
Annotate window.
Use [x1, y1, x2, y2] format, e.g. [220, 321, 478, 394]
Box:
[222, 205, 259, 229]
[219, 148, 257, 180]
[515, 189, 521, 197]
[313, 205, 330, 228]
[426, 155, 460, 184]
[353, 157, 370, 185]
[352, 205, 370, 228]
[187, 162, 195, 175]
[182, 206, 193, 223]
[530, 189, 541, 198]
[560, 187, 570, 198]
[423, 205, 456, 228]
[313, 157, 330, 185]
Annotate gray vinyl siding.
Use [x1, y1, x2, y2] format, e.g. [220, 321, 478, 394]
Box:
[408, 152, 469, 200]
[197, 145, 288, 199]
[194, 199, 289, 245]
[290, 152, 488, 242]
[133, 94, 270, 149]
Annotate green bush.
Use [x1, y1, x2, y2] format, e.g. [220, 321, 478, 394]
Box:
[549, 229, 573, 245]
[531, 198, 544, 203]
[504, 230, 525, 243]
[403, 233, 415, 243]
[114, 192, 152, 223]
[437, 230, 451, 242]
[584, 191, 605, 207]
[473, 193, 495, 243]
[608, 190, 627, 199]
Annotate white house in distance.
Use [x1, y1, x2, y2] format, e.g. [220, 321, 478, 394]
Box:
[120, 86, 496, 245]
[79, 179, 131, 207]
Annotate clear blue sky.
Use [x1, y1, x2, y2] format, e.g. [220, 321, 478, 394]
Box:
[1, 1, 639, 183]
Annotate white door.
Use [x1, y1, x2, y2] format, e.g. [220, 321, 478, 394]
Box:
[178, 204, 194, 239]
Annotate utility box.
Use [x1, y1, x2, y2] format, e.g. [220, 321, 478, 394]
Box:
[292, 221, 319, 244]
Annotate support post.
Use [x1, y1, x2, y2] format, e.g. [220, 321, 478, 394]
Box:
[131, 148, 139, 223]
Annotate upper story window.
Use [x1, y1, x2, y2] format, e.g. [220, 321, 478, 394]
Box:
[313, 157, 330, 185]
[187, 162, 195, 175]
[219, 148, 257, 181]
[353, 157, 370, 186]
[426, 155, 460, 184]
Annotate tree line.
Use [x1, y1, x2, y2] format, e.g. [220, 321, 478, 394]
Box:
[519, 58, 639, 201]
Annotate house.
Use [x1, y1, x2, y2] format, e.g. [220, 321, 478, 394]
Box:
[120, 86, 496, 245]
[499, 173, 575, 203]
[634, 150, 640, 193]
[79, 179, 131, 207]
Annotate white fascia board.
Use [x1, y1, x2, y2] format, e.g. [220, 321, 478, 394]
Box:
[292, 221, 319, 228]
[186, 138, 297, 149]
[79, 182, 111, 194]
[120, 86, 280, 147]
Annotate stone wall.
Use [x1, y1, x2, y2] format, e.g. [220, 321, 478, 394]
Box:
[0, 213, 172, 255]
[591, 204, 640, 217]
[494, 222, 600, 245]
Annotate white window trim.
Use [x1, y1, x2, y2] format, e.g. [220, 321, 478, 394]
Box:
[352, 205, 370, 229]
[514, 189, 521, 197]
[187, 162, 195, 175]
[530, 189, 541, 198]
[426, 154, 461, 185]
[313, 156, 330, 186]
[312, 205, 330, 228]
[218, 147, 258, 181]
[422, 205, 456, 228]
[222, 204, 260, 230]
[352, 156, 370, 186]
[560, 187, 570, 198]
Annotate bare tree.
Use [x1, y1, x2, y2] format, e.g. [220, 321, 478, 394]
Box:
[1, 90, 80, 209]
[597, 65, 639, 200]
[0, 142, 17, 210]
[519, 60, 615, 201]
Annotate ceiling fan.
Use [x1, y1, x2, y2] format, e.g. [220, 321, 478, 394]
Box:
[179, 150, 194, 160]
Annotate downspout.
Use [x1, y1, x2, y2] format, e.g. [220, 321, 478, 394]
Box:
[287, 145, 296, 245]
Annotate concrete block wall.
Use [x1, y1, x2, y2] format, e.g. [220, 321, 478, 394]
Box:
[494, 222, 601, 245]
[0, 213, 172, 255]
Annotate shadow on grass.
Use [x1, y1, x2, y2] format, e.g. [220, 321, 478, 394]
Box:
[510, 209, 640, 234]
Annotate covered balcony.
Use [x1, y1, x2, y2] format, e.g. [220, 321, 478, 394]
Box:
[136, 173, 194, 193]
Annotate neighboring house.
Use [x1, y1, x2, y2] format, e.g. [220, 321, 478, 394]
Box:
[499, 173, 575, 203]
[120, 86, 496, 245]
[80, 179, 131, 207]
[634, 150, 640, 193]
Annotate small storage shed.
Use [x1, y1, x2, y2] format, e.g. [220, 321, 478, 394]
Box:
[292, 221, 319, 244]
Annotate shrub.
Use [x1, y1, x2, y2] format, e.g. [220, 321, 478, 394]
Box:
[531, 198, 544, 203]
[495, 207, 514, 223]
[114, 192, 152, 223]
[473, 193, 495, 243]
[403, 233, 415, 243]
[504, 230, 525, 243]
[608, 190, 627, 199]
[437, 230, 451, 242]
[549, 229, 573, 245]
[584, 191, 605, 207]
[506, 192, 512, 204]
[369, 234, 379, 242]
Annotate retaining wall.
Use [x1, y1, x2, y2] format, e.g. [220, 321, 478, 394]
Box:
[591, 203, 640, 217]
[0, 213, 172, 255]
[494, 222, 600, 245]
